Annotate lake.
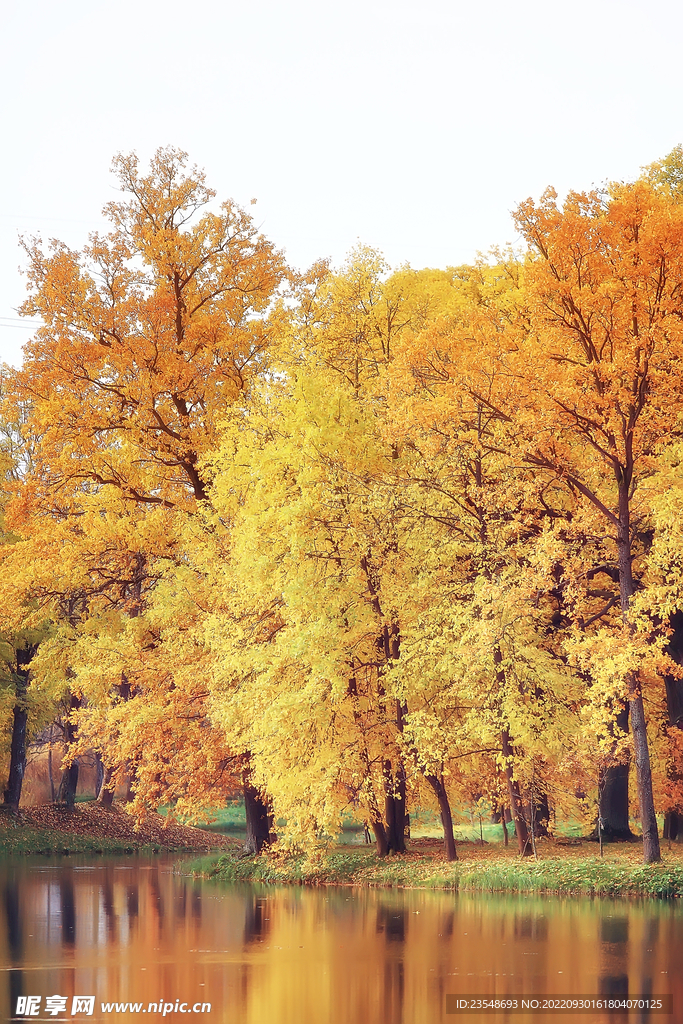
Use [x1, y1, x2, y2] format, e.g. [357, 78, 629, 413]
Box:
[0, 857, 680, 1022]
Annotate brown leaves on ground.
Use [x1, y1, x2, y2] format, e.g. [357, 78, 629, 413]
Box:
[13, 803, 238, 852]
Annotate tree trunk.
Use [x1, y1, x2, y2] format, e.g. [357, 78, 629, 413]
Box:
[57, 693, 81, 809]
[121, 763, 136, 803]
[383, 759, 407, 854]
[490, 802, 511, 824]
[598, 762, 632, 838]
[47, 729, 57, 804]
[531, 789, 550, 837]
[494, 646, 531, 856]
[243, 771, 275, 855]
[57, 759, 79, 809]
[97, 763, 114, 807]
[628, 687, 660, 861]
[425, 773, 457, 861]
[502, 729, 532, 857]
[3, 647, 33, 810]
[663, 611, 683, 842]
[593, 706, 634, 840]
[370, 818, 389, 857]
[616, 481, 660, 863]
[346, 675, 390, 856]
[94, 751, 104, 798]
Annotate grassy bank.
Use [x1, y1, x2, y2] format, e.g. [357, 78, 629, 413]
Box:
[0, 822, 164, 856]
[193, 839, 683, 899]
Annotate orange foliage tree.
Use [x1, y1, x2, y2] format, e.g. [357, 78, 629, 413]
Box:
[2, 147, 286, 820]
[510, 181, 683, 863]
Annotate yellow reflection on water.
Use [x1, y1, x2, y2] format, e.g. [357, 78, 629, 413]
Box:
[0, 859, 680, 1023]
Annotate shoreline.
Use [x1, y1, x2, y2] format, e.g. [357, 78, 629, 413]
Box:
[4, 812, 683, 900]
[193, 839, 683, 899]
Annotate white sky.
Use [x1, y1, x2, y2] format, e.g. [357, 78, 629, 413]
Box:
[2, 0, 682, 368]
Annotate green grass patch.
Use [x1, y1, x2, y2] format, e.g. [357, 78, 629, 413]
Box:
[158, 802, 247, 836]
[197, 845, 683, 898]
[0, 823, 166, 856]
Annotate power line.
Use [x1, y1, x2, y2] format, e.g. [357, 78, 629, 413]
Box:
[0, 317, 42, 330]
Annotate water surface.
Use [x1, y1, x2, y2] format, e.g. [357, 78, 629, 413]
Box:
[0, 857, 680, 1022]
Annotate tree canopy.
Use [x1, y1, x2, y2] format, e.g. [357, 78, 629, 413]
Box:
[3, 146, 683, 864]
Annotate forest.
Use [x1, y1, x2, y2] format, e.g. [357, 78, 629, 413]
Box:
[2, 145, 683, 868]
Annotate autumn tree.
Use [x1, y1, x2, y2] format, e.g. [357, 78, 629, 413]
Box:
[510, 181, 683, 863]
[2, 148, 287, 822]
[386, 280, 586, 857]
[0, 381, 52, 810]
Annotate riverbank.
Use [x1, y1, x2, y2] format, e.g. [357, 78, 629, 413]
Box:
[0, 803, 240, 855]
[195, 838, 683, 898]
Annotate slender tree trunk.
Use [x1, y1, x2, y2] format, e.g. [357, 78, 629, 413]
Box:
[3, 647, 33, 811]
[616, 480, 660, 863]
[48, 743, 56, 804]
[425, 774, 457, 861]
[531, 789, 550, 837]
[381, 657, 408, 855]
[502, 729, 531, 857]
[346, 675, 390, 856]
[629, 688, 660, 861]
[94, 752, 105, 800]
[243, 767, 275, 855]
[490, 801, 510, 824]
[494, 645, 531, 857]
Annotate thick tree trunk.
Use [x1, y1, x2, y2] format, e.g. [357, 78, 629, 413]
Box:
[616, 481, 660, 863]
[663, 811, 681, 842]
[121, 763, 136, 804]
[598, 762, 632, 838]
[57, 693, 81, 809]
[97, 764, 114, 807]
[3, 648, 33, 810]
[663, 612, 683, 842]
[370, 818, 389, 857]
[57, 760, 79, 809]
[243, 772, 275, 855]
[425, 773, 457, 861]
[593, 706, 634, 840]
[502, 729, 532, 857]
[383, 759, 407, 854]
[525, 787, 550, 837]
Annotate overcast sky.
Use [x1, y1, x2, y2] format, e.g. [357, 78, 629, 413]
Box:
[2, 0, 682, 368]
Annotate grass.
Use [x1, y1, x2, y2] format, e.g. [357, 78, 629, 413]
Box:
[0, 821, 164, 856]
[191, 838, 683, 899]
[187, 802, 248, 836]
[157, 801, 617, 845]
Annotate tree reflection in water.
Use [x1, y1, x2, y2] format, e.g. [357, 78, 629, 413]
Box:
[0, 859, 678, 1023]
